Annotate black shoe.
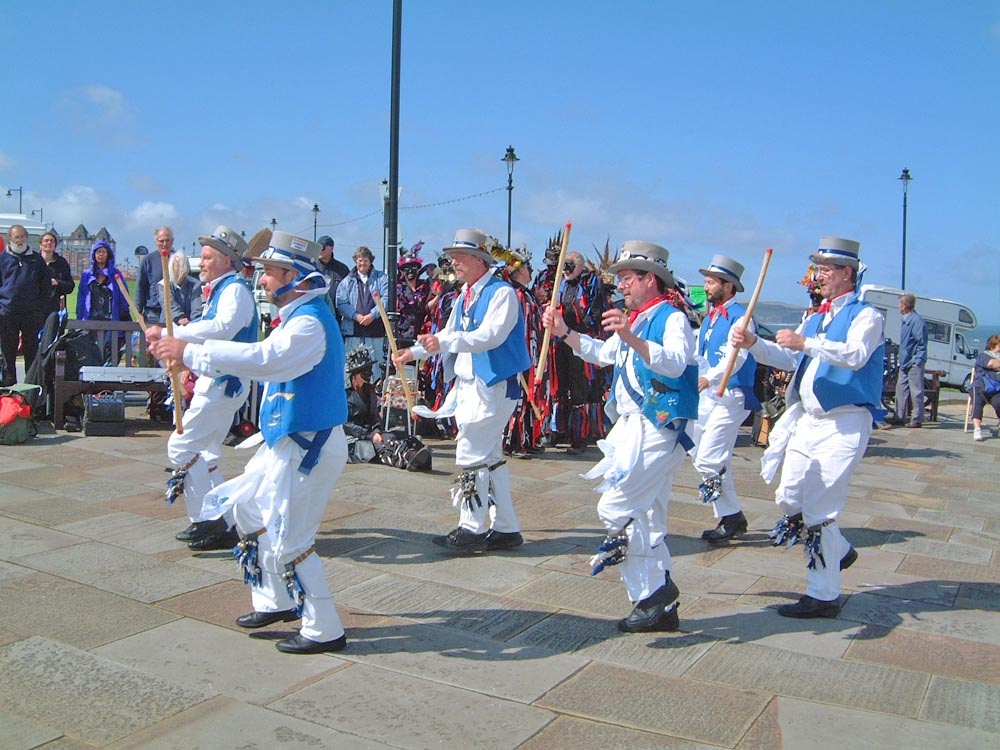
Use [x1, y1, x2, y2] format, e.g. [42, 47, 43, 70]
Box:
[275, 633, 347, 654]
[840, 546, 858, 570]
[618, 577, 681, 632]
[175, 522, 200, 542]
[905, 422, 922, 428]
[884, 415, 905, 426]
[777, 594, 841, 619]
[236, 609, 300, 628]
[183, 517, 227, 542]
[485, 529, 524, 551]
[565, 445, 584, 455]
[701, 511, 748, 543]
[188, 526, 240, 551]
[432, 527, 488, 554]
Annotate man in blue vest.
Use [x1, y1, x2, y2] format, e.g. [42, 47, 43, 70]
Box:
[394, 229, 530, 554]
[543, 241, 698, 633]
[150, 230, 349, 654]
[732, 236, 884, 618]
[147, 226, 258, 551]
[692, 254, 760, 543]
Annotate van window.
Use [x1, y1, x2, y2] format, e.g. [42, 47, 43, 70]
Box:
[958, 308, 975, 326]
[926, 320, 951, 344]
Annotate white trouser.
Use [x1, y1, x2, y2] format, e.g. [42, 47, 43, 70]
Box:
[453, 378, 519, 534]
[775, 408, 872, 601]
[167, 376, 249, 524]
[691, 390, 749, 518]
[596, 414, 685, 603]
[231, 429, 348, 642]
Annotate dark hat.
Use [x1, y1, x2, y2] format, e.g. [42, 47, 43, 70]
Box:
[345, 344, 376, 377]
[318, 235, 335, 248]
[608, 240, 675, 287]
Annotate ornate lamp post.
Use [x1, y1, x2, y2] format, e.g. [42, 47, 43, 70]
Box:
[899, 167, 912, 289]
[31, 208, 44, 225]
[270, 218, 277, 233]
[5, 186, 22, 213]
[502, 146, 519, 250]
[312, 203, 320, 241]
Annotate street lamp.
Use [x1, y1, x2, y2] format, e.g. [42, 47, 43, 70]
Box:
[899, 167, 912, 289]
[502, 146, 519, 250]
[5, 186, 22, 213]
[312, 203, 320, 242]
[31, 208, 44, 225]
[270, 218, 277, 233]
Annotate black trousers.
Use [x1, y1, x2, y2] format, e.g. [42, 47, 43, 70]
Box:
[0, 309, 45, 386]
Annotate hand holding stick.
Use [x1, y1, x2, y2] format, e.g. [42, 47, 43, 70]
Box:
[371, 290, 416, 413]
[535, 221, 572, 380]
[160, 250, 185, 433]
[517, 372, 542, 419]
[716, 247, 773, 397]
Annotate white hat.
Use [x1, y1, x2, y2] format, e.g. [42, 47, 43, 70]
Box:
[198, 225, 248, 265]
[442, 228, 495, 264]
[247, 230, 322, 275]
[607, 240, 675, 287]
[809, 236, 861, 269]
[699, 253, 746, 293]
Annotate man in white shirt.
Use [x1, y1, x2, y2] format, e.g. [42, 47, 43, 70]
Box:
[732, 236, 883, 618]
[147, 226, 258, 551]
[543, 241, 699, 633]
[394, 229, 530, 554]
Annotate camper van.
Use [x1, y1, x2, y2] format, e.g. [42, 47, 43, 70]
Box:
[859, 284, 978, 392]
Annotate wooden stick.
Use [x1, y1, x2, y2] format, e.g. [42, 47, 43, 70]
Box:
[716, 248, 773, 397]
[371, 290, 416, 413]
[114, 274, 149, 335]
[160, 250, 185, 434]
[518, 372, 542, 419]
[535, 222, 572, 380]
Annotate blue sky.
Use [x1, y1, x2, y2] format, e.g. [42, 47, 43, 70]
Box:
[3, 1, 999, 323]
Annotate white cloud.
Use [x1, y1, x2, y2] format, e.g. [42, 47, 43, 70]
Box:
[125, 201, 180, 231]
[0, 150, 14, 172]
[57, 84, 137, 145]
[81, 84, 127, 120]
[128, 174, 166, 194]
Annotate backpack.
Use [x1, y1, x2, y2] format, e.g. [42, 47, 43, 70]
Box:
[0, 385, 40, 445]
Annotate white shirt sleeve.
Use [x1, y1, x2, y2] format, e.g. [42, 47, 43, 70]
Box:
[436, 284, 519, 354]
[175, 279, 255, 343]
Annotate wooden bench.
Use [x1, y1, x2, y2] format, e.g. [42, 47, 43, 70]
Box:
[53, 320, 168, 430]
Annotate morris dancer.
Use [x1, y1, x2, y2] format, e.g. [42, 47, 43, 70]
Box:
[543, 241, 698, 633]
[732, 236, 883, 618]
[150, 231, 349, 654]
[147, 226, 258, 551]
[394, 229, 530, 553]
[692, 254, 760, 543]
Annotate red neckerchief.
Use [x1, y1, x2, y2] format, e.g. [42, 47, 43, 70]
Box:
[816, 289, 853, 315]
[708, 304, 729, 323]
[269, 316, 281, 330]
[202, 283, 212, 301]
[627, 294, 670, 324]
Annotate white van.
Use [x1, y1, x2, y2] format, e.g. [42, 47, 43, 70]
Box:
[859, 284, 978, 392]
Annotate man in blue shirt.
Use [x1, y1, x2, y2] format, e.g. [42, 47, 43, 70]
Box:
[888, 293, 928, 428]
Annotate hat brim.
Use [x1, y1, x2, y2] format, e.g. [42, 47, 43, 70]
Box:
[808, 252, 859, 269]
[442, 246, 494, 264]
[199, 236, 243, 265]
[607, 259, 675, 288]
[698, 267, 745, 293]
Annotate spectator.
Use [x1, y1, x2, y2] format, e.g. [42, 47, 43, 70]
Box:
[135, 226, 177, 323]
[971, 333, 1000, 442]
[76, 240, 130, 322]
[0, 224, 50, 386]
[317, 236, 350, 283]
[336, 245, 389, 381]
[887, 292, 928, 428]
[158, 252, 203, 325]
[38, 230, 75, 319]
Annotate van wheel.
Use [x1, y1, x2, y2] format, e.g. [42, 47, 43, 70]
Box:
[962, 373, 972, 394]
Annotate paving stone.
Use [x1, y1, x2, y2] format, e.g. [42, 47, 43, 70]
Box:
[520, 715, 717, 750]
[920, 676, 1000, 734]
[344, 537, 546, 596]
[343, 619, 587, 703]
[841, 590, 1000, 646]
[865, 514, 954, 540]
[56, 511, 187, 554]
[2, 495, 116, 528]
[115, 697, 397, 749]
[955, 582, 1000, 612]
[949, 528, 1000, 551]
[0, 571, 179, 650]
[271, 661, 554, 749]
[510, 569, 630, 618]
[0, 711, 62, 750]
[95, 619, 346, 704]
[686, 641, 928, 717]
[570, 627, 718, 677]
[0, 516, 85, 562]
[102, 491, 189, 520]
[846, 624, 1000, 685]
[881, 535, 993, 565]
[914, 508, 985, 531]
[0, 559, 32, 582]
[536, 661, 770, 747]
[0, 625, 27, 646]
[769, 695, 999, 750]
[895, 554, 1000, 583]
[41, 477, 153, 504]
[0, 636, 211, 746]
[842, 569, 960, 607]
[20, 540, 228, 603]
[672, 558, 761, 600]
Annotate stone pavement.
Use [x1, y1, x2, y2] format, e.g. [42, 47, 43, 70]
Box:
[1, 397, 998, 749]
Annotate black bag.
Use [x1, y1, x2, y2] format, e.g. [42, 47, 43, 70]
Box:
[62, 331, 105, 381]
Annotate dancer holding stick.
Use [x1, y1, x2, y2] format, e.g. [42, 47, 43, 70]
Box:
[534, 222, 572, 381]
[715, 248, 772, 395]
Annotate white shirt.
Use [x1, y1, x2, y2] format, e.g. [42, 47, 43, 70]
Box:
[175, 271, 256, 344]
[697, 298, 756, 391]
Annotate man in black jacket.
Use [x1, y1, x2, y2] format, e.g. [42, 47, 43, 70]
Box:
[0, 225, 50, 386]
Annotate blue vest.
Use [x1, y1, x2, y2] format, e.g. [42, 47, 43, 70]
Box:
[610, 302, 699, 428]
[203, 273, 259, 344]
[699, 302, 761, 411]
[463, 275, 531, 389]
[260, 298, 348, 446]
[795, 295, 885, 417]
